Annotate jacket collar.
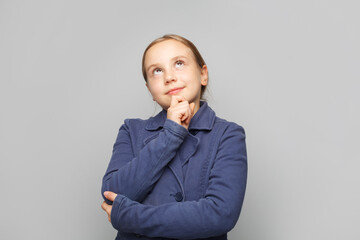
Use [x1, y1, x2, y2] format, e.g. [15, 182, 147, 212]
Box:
[145, 101, 216, 131]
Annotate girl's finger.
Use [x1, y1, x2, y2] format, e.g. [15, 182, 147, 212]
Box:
[185, 107, 191, 125]
[170, 95, 179, 107]
[101, 201, 108, 211]
[171, 95, 186, 107]
[190, 103, 195, 115]
[181, 110, 187, 121]
[104, 191, 117, 202]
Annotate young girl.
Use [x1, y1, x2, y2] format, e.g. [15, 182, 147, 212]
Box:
[101, 34, 247, 240]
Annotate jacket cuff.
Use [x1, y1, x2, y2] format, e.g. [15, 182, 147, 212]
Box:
[111, 194, 126, 230]
[163, 119, 188, 139]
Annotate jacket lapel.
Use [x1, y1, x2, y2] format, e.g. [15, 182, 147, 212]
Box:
[168, 133, 199, 184]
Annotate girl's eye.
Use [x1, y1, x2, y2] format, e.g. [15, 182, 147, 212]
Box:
[175, 61, 184, 68]
[153, 68, 162, 75]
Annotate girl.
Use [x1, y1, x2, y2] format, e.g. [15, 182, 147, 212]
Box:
[101, 34, 247, 240]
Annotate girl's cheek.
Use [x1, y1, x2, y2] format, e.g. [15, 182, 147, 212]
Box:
[152, 82, 164, 92]
[179, 71, 192, 80]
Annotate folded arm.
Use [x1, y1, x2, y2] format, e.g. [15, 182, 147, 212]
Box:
[101, 119, 188, 204]
[110, 124, 247, 239]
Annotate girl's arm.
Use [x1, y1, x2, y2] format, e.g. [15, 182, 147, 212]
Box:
[101, 119, 188, 204]
[109, 123, 247, 239]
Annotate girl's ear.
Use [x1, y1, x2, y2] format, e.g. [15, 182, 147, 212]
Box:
[200, 65, 208, 86]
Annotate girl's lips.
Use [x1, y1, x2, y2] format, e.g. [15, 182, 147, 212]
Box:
[167, 87, 184, 95]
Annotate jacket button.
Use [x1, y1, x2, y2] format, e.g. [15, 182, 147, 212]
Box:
[174, 192, 183, 202]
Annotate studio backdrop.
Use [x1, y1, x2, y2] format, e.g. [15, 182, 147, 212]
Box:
[0, 0, 359, 239]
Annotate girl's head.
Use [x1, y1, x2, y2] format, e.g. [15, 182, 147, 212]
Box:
[142, 34, 208, 110]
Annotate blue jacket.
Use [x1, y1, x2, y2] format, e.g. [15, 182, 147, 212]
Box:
[102, 101, 247, 240]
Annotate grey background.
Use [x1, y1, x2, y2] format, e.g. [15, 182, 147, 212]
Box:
[0, 0, 359, 239]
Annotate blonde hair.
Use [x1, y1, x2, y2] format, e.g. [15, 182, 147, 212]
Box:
[142, 34, 208, 99]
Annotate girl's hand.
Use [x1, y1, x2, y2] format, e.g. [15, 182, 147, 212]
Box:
[101, 191, 118, 223]
[167, 96, 195, 129]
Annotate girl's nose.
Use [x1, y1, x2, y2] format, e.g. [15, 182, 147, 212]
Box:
[165, 70, 176, 84]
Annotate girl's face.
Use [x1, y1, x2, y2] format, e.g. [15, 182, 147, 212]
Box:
[144, 39, 208, 111]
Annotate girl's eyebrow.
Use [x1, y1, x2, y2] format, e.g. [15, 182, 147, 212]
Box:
[146, 55, 188, 72]
[172, 55, 188, 61]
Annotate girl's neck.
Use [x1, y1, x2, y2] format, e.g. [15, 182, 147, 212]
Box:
[192, 100, 201, 115]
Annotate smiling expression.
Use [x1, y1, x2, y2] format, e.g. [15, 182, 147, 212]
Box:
[144, 39, 208, 112]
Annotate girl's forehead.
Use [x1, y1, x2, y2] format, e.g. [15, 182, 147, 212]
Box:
[145, 40, 194, 62]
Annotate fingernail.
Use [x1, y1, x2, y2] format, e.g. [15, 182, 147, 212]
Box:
[104, 192, 108, 197]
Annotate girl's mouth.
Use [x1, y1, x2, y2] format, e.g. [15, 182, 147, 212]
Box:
[167, 87, 184, 95]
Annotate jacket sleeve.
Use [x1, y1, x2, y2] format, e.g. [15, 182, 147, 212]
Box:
[110, 123, 247, 239]
[101, 119, 188, 204]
